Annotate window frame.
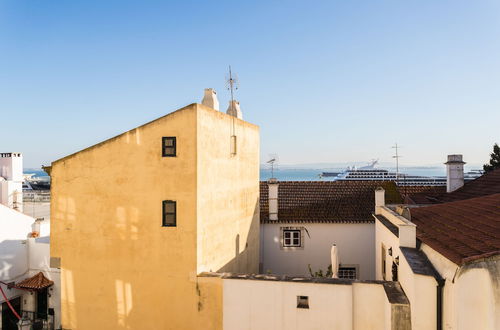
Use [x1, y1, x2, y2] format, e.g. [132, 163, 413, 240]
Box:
[162, 137, 177, 157]
[162, 200, 177, 227]
[282, 228, 302, 248]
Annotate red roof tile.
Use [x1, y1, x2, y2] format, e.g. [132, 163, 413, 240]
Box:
[260, 181, 402, 223]
[16, 272, 54, 290]
[407, 168, 500, 205]
[410, 193, 500, 265]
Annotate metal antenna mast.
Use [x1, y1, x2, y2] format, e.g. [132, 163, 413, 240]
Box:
[392, 143, 402, 184]
[226, 66, 239, 116]
[267, 155, 278, 178]
[226, 66, 239, 155]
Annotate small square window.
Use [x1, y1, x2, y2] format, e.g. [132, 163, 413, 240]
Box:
[283, 229, 301, 247]
[162, 137, 176, 157]
[297, 296, 309, 309]
[162, 200, 176, 227]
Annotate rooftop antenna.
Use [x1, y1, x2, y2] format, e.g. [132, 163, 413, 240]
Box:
[267, 154, 279, 178]
[226, 66, 239, 154]
[392, 143, 402, 185]
[226, 65, 239, 110]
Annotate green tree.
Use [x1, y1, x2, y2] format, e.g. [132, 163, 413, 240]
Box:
[484, 143, 500, 172]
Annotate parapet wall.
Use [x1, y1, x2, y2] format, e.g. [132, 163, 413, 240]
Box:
[200, 273, 411, 330]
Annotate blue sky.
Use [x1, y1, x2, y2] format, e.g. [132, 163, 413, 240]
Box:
[1, 1, 499, 168]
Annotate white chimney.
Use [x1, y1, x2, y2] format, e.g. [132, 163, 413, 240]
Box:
[226, 100, 243, 119]
[375, 187, 385, 215]
[445, 154, 465, 193]
[201, 88, 219, 110]
[268, 178, 279, 220]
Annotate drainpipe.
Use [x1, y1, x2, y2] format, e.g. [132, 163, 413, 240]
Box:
[436, 278, 445, 330]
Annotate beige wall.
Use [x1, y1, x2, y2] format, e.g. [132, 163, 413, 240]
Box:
[375, 209, 437, 330]
[196, 106, 260, 274]
[262, 223, 375, 279]
[50, 104, 258, 329]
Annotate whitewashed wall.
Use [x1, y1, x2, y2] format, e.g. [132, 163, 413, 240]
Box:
[0, 205, 31, 284]
[0, 207, 61, 329]
[422, 244, 500, 330]
[223, 278, 401, 330]
[261, 223, 375, 280]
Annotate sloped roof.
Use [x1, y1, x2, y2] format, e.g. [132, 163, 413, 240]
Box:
[407, 168, 500, 204]
[16, 272, 54, 290]
[260, 180, 402, 223]
[410, 193, 500, 265]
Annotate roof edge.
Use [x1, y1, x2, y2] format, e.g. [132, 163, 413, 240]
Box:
[51, 103, 198, 165]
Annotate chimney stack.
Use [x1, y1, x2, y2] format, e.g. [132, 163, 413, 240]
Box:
[268, 178, 279, 220]
[226, 100, 243, 120]
[201, 88, 219, 110]
[375, 187, 385, 215]
[445, 154, 465, 193]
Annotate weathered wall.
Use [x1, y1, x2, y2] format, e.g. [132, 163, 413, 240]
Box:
[422, 244, 500, 330]
[51, 104, 219, 329]
[196, 105, 260, 274]
[222, 277, 408, 330]
[262, 223, 375, 279]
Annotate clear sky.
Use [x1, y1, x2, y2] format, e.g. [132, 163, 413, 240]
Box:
[1, 1, 499, 168]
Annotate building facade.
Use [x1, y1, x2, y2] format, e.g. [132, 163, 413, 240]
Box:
[49, 103, 260, 329]
[260, 180, 402, 280]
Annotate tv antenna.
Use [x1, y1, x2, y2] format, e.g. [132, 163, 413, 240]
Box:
[226, 66, 239, 151]
[226, 66, 239, 113]
[267, 154, 279, 178]
[392, 143, 402, 184]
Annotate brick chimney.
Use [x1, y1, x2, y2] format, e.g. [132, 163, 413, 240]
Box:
[445, 154, 465, 193]
[268, 178, 279, 220]
[201, 88, 219, 110]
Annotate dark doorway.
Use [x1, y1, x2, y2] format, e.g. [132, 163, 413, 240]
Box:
[2, 296, 21, 330]
[36, 288, 48, 320]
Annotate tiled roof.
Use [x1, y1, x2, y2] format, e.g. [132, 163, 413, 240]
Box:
[260, 181, 402, 223]
[410, 193, 500, 265]
[16, 272, 54, 290]
[407, 168, 500, 204]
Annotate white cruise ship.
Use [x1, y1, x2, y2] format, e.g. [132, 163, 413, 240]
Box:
[321, 160, 482, 186]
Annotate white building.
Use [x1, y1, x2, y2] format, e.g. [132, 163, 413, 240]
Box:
[0, 153, 23, 212]
[374, 167, 500, 330]
[0, 152, 60, 330]
[260, 180, 402, 280]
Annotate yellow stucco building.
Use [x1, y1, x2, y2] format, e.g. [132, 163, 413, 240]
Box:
[49, 103, 260, 329]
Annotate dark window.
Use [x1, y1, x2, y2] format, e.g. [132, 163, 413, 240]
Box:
[283, 229, 301, 247]
[297, 296, 309, 309]
[162, 200, 176, 227]
[338, 266, 358, 279]
[162, 137, 176, 157]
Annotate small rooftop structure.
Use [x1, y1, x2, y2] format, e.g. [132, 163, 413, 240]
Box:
[16, 272, 54, 291]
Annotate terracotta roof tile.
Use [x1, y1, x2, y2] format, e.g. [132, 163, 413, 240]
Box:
[260, 181, 402, 223]
[16, 272, 54, 290]
[407, 168, 500, 204]
[410, 193, 500, 265]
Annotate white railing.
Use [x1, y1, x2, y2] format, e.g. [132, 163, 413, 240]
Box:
[23, 190, 51, 202]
